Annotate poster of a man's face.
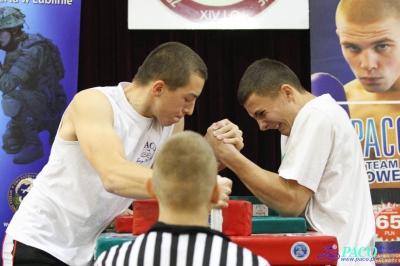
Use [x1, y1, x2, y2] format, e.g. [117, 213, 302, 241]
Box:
[311, 0, 400, 256]
[311, 0, 400, 191]
[310, 0, 400, 254]
[336, 0, 400, 98]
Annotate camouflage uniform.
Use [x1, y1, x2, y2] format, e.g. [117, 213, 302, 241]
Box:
[0, 7, 67, 164]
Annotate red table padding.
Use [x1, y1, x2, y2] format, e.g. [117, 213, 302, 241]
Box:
[115, 215, 133, 233]
[131, 199, 252, 236]
[230, 232, 338, 265]
[132, 199, 159, 235]
[222, 200, 252, 236]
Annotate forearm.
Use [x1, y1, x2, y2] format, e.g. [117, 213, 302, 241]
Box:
[217, 161, 226, 172]
[99, 159, 152, 199]
[220, 151, 305, 217]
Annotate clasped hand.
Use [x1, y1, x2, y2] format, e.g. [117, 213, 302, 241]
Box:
[206, 119, 244, 151]
[206, 119, 244, 209]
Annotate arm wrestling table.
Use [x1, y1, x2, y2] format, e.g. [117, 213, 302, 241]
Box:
[95, 231, 338, 265]
[94, 199, 338, 265]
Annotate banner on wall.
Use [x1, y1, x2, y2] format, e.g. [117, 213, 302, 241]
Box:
[0, 1, 81, 243]
[310, 1, 400, 264]
[128, 0, 309, 29]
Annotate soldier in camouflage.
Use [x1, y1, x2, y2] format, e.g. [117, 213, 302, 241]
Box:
[0, 7, 67, 164]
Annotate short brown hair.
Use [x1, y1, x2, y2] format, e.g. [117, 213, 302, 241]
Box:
[336, 0, 400, 25]
[133, 42, 208, 91]
[238, 58, 305, 105]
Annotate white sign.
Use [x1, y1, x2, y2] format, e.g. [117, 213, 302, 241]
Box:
[128, 0, 309, 30]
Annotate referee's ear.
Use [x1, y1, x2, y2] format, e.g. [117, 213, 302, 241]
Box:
[145, 177, 157, 200]
[211, 183, 220, 205]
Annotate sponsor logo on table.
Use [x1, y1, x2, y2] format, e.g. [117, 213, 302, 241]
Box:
[317, 244, 397, 263]
[317, 244, 340, 262]
[291, 241, 310, 261]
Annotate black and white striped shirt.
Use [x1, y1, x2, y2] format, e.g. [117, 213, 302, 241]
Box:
[95, 222, 270, 266]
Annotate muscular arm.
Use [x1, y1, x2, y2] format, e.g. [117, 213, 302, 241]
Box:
[59, 89, 152, 199]
[207, 134, 312, 217]
[171, 118, 233, 208]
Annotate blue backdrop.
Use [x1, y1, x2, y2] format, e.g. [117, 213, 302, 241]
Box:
[309, 0, 355, 85]
[310, 1, 400, 264]
[0, 1, 81, 244]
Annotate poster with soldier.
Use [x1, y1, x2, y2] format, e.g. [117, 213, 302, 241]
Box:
[0, 2, 81, 243]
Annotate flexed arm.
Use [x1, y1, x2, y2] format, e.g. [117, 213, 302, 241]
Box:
[59, 89, 152, 199]
[206, 128, 312, 217]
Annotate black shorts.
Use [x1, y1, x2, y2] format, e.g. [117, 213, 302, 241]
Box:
[2, 234, 69, 266]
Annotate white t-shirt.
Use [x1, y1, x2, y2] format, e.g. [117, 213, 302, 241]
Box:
[280, 94, 375, 266]
[6, 82, 174, 266]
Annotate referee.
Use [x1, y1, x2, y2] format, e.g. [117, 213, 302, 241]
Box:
[95, 131, 269, 266]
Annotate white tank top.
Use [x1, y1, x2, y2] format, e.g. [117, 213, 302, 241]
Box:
[6, 82, 174, 266]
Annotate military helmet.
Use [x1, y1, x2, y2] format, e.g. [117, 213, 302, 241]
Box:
[0, 7, 26, 30]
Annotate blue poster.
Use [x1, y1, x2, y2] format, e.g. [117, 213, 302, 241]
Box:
[0, 1, 81, 244]
[310, 1, 400, 264]
[310, 0, 400, 191]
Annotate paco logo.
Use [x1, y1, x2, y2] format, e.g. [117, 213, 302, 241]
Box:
[291, 241, 310, 261]
[159, 0, 276, 23]
[317, 245, 340, 262]
[342, 246, 377, 259]
[8, 173, 37, 212]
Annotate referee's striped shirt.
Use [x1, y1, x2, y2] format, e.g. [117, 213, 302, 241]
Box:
[95, 222, 270, 266]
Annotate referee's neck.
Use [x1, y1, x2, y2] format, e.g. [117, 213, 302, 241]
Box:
[158, 208, 210, 227]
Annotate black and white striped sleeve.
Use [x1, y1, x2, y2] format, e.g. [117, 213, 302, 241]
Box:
[95, 231, 270, 266]
[94, 234, 145, 266]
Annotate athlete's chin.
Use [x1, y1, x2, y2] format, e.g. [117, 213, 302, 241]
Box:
[362, 84, 389, 93]
[160, 121, 174, 127]
[159, 118, 180, 127]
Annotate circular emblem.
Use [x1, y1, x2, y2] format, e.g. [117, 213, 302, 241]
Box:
[159, 0, 276, 23]
[8, 173, 37, 212]
[291, 241, 310, 261]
